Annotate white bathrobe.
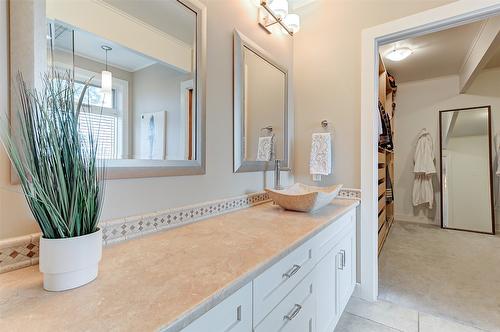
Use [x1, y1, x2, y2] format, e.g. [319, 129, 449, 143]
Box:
[412, 129, 436, 208]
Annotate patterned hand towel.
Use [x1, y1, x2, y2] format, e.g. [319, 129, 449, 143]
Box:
[310, 132, 332, 181]
[256, 136, 274, 161]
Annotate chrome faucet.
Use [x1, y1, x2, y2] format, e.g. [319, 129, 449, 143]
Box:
[274, 159, 282, 190]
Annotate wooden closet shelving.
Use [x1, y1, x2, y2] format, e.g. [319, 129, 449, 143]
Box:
[377, 55, 396, 255]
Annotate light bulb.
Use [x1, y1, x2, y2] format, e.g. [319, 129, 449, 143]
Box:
[385, 47, 413, 61]
[270, 0, 288, 20]
[284, 14, 300, 33]
[101, 70, 112, 94]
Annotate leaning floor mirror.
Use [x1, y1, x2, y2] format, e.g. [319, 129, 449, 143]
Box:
[233, 30, 289, 172]
[10, 0, 206, 179]
[439, 106, 495, 234]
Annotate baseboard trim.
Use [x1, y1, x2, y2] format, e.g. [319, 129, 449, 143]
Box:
[394, 214, 439, 226]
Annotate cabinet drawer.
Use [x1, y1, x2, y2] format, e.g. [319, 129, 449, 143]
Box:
[253, 237, 316, 325]
[315, 209, 355, 261]
[378, 167, 385, 180]
[180, 282, 252, 332]
[378, 181, 385, 196]
[378, 151, 386, 164]
[378, 194, 385, 213]
[378, 208, 386, 231]
[254, 272, 315, 332]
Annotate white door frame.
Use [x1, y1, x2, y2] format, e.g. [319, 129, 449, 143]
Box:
[359, 0, 500, 301]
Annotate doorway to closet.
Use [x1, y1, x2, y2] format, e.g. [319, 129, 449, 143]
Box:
[375, 17, 500, 331]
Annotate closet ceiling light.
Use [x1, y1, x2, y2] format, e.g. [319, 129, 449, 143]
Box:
[258, 0, 300, 36]
[385, 47, 413, 61]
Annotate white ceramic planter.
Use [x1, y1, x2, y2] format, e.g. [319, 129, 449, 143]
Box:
[39, 228, 102, 291]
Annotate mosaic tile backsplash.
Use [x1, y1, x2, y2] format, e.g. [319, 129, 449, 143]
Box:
[0, 188, 360, 273]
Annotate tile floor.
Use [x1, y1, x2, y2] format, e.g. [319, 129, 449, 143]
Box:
[335, 296, 487, 332]
[374, 221, 500, 331]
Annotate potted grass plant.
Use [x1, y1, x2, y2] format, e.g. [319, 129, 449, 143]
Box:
[1, 72, 105, 291]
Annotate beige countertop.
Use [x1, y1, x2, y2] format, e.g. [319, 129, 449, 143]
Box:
[0, 199, 359, 332]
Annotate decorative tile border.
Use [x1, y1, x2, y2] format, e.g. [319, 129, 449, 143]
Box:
[101, 191, 270, 245]
[338, 188, 361, 200]
[0, 188, 360, 273]
[0, 233, 40, 274]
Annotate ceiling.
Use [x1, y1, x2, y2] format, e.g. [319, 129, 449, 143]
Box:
[485, 42, 500, 69]
[379, 20, 485, 83]
[102, 0, 195, 46]
[52, 0, 196, 73]
[54, 22, 158, 72]
[288, 0, 317, 10]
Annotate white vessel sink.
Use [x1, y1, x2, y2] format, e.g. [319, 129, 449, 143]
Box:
[265, 183, 343, 212]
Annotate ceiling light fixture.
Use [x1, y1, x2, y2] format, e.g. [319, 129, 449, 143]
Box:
[101, 45, 113, 95]
[385, 47, 413, 61]
[258, 0, 300, 36]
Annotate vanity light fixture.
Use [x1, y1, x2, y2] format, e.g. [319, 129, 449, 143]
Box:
[101, 45, 113, 94]
[283, 13, 300, 33]
[385, 47, 413, 61]
[269, 0, 288, 19]
[258, 0, 300, 36]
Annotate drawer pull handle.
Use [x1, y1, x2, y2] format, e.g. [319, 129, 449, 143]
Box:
[283, 304, 302, 321]
[282, 264, 301, 279]
[236, 305, 242, 321]
[337, 251, 345, 270]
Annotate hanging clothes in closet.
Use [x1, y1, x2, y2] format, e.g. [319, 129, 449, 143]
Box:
[386, 165, 394, 203]
[412, 128, 436, 208]
[378, 101, 393, 151]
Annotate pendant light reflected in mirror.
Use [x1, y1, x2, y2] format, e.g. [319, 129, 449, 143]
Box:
[101, 45, 112, 94]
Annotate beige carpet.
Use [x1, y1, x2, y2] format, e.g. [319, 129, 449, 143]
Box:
[379, 221, 500, 332]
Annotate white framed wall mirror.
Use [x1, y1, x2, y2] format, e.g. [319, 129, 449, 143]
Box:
[233, 30, 289, 173]
[439, 106, 495, 234]
[10, 0, 206, 179]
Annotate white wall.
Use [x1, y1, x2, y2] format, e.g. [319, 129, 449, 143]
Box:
[0, 0, 39, 238]
[0, 0, 294, 239]
[132, 63, 192, 160]
[394, 74, 499, 225]
[293, 0, 454, 188]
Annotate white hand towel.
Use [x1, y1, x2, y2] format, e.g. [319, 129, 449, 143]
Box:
[256, 136, 273, 161]
[310, 132, 332, 181]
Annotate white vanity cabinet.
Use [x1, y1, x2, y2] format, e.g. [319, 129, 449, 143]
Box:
[253, 236, 316, 325]
[315, 210, 357, 332]
[254, 271, 316, 332]
[180, 207, 357, 332]
[179, 282, 252, 332]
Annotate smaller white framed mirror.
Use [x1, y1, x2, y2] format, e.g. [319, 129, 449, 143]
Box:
[233, 30, 290, 173]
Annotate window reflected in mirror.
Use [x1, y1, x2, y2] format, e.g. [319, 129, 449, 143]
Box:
[46, 0, 197, 161]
